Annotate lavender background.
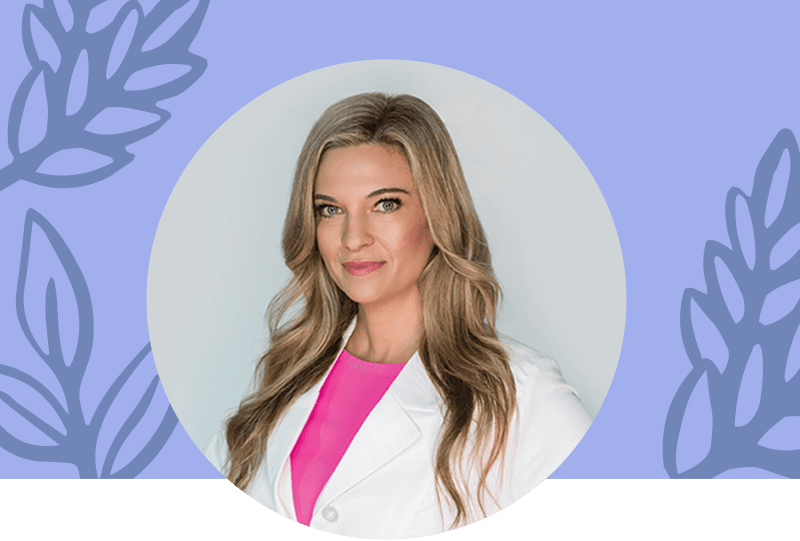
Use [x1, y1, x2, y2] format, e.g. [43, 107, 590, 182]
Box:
[1, 0, 799, 479]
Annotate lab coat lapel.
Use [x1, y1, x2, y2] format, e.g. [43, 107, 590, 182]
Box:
[314, 384, 421, 512]
[264, 318, 358, 516]
[314, 349, 441, 514]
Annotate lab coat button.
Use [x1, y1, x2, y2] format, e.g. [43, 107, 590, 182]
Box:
[322, 507, 339, 522]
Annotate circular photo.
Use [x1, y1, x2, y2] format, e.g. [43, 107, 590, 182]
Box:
[147, 60, 625, 538]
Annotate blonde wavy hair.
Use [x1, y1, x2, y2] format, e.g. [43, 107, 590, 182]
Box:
[224, 92, 517, 528]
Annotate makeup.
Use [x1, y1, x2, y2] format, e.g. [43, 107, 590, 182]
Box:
[343, 261, 386, 276]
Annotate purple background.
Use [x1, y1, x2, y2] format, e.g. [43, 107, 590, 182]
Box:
[1, 1, 799, 479]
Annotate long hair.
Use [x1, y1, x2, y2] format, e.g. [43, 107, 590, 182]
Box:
[224, 92, 517, 528]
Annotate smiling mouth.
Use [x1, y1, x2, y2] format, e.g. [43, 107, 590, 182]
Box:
[343, 261, 386, 276]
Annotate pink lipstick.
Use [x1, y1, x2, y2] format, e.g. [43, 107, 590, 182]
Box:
[343, 261, 386, 276]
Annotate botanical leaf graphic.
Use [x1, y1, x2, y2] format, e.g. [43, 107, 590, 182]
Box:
[675, 370, 713, 474]
[141, 0, 199, 52]
[770, 222, 800, 271]
[17, 209, 92, 371]
[785, 324, 800, 382]
[0, 365, 68, 432]
[734, 345, 762, 427]
[85, 107, 162, 135]
[87, 0, 130, 34]
[141, 0, 205, 53]
[0, 0, 209, 477]
[0, 364, 67, 446]
[93, 345, 177, 478]
[758, 417, 800, 451]
[124, 64, 192, 90]
[65, 49, 89, 116]
[663, 361, 717, 478]
[52, 0, 74, 32]
[759, 279, 800, 326]
[665, 129, 800, 478]
[0, 0, 210, 193]
[0, 209, 177, 478]
[9, 64, 50, 157]
[730, 192, 756, 271]
[715, 467, 788, 479]
[24, 5, 62, 73]
[682, 290, 729, 372]
[36, 148, 114, 176]
[714, 256, 744, 323]
[764, 149, 789, 229]
[106, 9, 139, 79]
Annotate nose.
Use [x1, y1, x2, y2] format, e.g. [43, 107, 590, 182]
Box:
[342, 213, 373, 252]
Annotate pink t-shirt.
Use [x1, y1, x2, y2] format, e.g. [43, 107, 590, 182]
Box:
[289, 349, 407, 526]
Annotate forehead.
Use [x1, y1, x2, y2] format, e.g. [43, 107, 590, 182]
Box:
[315, 144, 415, 195]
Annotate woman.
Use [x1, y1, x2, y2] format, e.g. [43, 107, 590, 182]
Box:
[205, 92, 592, 538]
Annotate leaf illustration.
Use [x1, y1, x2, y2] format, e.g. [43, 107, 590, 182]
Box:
[139, 0, 206, 53]
[663, 361, 718, 478]
[770, 222, 800, 271]
[91, 343, 178, 478]
[764, 149, 789, 229]
[106, 8, 138, 79]
[682, 290, 729, 372]
[17, 209, 93, 374]
[734, 345, 762, 427]
[675, 370, 713, 474]
[1, 209, 178, 478]
[87, 0, 130, 34]
[759, 278, 800, 326]
[52, 0, 74, 32]
[65, 49, 89, 116]
[728, 192, 756, 271]
[758, 417, 800, 451]
[715, 467, 788, 479]
[141, 0, 198, 52]
[665, 129, 800, 478]
[124, 63, 191, 90]
[0, 0, 210, 193]
[85, 107, 162, 135]
[0, 368, 67, 446]
[0, 365, 69, 431]
[8, 63, 50, 157]
[785, 324, 800, 382]
[714, 256, 744, 324]
[24, 5, 62, 73]
[36, 148, 114, 176]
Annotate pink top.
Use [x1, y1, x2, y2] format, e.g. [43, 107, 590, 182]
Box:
[289, 349, 407, 526]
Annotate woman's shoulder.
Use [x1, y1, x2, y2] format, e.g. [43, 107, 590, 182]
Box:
[496, 333, 593, 496]
[204, 425, 230, 476]
[497, 333, 564, 391]
[496, 331, 593, 429]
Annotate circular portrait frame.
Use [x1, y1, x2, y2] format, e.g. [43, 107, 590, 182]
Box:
[147, 59, 626, 536]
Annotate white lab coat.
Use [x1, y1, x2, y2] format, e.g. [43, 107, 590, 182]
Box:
[205, 317, 592, 538]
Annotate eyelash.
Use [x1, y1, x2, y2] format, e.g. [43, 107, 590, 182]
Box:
[315, 197, 402, 219]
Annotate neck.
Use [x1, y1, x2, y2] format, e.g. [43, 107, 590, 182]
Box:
[347, 288, 424, 364]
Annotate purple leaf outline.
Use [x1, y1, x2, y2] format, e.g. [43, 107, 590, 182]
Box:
[0, 0, 209, 192]
[664, 129, 800, 478]
[0, 0, 211, 477]
[0, 209, 178, 478]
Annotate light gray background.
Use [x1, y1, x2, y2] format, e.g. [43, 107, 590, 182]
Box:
[147, 60, 626, 453]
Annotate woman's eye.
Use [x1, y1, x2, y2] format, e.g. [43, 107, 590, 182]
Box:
[376, 198, 400, 213]
[317, 205, 340, 218]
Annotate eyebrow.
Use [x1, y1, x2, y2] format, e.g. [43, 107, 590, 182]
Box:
[313, 187, 410, 202]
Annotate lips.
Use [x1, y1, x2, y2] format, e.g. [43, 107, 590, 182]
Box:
[343, 261, 386, 276]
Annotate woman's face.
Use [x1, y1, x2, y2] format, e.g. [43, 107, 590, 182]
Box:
[314, 144, 434, 308]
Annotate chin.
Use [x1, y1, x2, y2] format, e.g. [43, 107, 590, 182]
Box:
[340, 289, 384, 306]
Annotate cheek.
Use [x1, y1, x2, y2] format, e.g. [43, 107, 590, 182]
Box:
[316, 226, 338, 263]
[402, 220, 432, 254]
